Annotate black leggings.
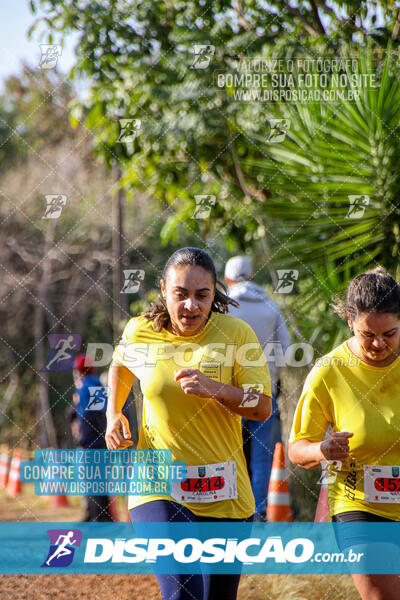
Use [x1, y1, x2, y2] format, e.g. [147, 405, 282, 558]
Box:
[332, 510, 396, 551]
[332, 510, 395, 523]
[130, 500, 252, 600]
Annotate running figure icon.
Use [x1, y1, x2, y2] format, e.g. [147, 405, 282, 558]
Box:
[46, 335, 76, 370]
[45, 531, 77, 566]
[275, 270, 298, 293]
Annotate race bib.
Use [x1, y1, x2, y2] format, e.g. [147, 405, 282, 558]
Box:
[171, 461, 237, 503]
[364, 465, 400, 503]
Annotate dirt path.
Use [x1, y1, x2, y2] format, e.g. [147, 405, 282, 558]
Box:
[0, 487, 359, 600]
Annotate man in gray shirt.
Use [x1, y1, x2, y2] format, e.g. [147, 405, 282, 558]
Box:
[225, 256, 290, 520]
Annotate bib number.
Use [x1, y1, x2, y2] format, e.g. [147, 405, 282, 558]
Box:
[364, 465, 400, 503]
[171, 461, 237, 503]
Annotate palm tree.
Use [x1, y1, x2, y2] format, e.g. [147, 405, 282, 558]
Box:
[243, 44, 400, 351]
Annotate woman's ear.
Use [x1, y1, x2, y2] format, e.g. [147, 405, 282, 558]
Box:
[160, 278, 166, 299]
[347, 315, 353, 332]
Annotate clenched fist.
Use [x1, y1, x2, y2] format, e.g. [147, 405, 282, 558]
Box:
[174, 369, 219, 398]
[320, 431, 353, 461]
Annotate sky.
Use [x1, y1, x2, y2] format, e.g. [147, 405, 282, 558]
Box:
[0, 1, 77, 85]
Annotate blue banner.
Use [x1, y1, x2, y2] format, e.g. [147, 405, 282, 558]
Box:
[0, 522, 399, 574]
[20, 449, 186, 496]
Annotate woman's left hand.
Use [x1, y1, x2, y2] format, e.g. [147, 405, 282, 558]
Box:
[174, 369, 219, 398]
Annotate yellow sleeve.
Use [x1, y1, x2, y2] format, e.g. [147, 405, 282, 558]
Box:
[112, 317, 141, 372]
[233, 320, 271, 397]
[289, 371, 332, 443]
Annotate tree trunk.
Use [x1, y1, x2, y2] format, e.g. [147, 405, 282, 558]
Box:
[111, 166, 139, 441]
[0, 347, 19, 429]
[33, 219, 58, 448]
[112, 165, 127, 336]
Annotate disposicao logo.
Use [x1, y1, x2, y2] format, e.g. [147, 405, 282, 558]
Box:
[83, 536, 314, 564]
[42, 529, 82, 567]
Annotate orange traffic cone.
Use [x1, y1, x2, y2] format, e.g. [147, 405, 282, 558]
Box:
[314, 462, 330, 522]
[50, 494, 69, 508]
[266, 442, 293, 522]
[7, 448, 23, 497]
[0, 444, 10, 489]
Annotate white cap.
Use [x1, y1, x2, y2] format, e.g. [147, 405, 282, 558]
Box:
[224, 256, 253, 282]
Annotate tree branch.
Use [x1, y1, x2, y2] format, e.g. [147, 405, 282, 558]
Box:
[310, 0, 326, 34]
[392, 9, 400, 40]
[233, 0, 252, 32]
[280, 1, 321, 36]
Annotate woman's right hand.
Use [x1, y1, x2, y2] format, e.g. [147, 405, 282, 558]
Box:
[105, 412, 133, 449]
[320, 431, 353, 461]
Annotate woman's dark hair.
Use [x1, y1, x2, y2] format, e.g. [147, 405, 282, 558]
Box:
[333, 266, 400, 321]
[142, 247, 239, 332]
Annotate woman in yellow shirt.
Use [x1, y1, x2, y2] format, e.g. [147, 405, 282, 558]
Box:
[289, 267, 400, 600]
[106, 247, 272, 600]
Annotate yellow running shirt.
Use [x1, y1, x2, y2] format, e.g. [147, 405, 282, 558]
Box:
[112, 312, 271, 518]
[290, 341, 400, 520]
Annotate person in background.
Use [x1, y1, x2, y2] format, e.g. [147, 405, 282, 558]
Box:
[225, 255, 290, 520]
[72, 354, 112, 522]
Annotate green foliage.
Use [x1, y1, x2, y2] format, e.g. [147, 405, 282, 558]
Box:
[0, 66, 185, 444]
[29, 1, 400, 356]
[30, 0, 400, 228]
[241, 45, 400, 348]
[0, 69, 75, 159]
